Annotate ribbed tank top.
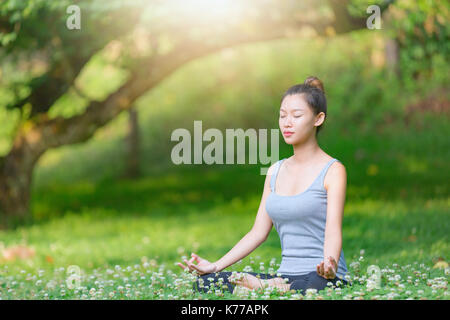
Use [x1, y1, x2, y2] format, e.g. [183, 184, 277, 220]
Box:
[265, 157, 348, 279]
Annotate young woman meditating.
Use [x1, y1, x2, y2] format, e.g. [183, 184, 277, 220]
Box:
[178, 76, 349, 295]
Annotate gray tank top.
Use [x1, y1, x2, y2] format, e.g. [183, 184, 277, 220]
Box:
[265, 158, 348, 279]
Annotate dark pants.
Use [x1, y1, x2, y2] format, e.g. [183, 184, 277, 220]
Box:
[193, 270, 349, 295]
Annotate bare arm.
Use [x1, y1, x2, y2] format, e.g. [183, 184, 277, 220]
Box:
[213, 164, 276, 272]
[316, 161, 347, 279]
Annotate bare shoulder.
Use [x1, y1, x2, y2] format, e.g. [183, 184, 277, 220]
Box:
[324, 160, 347, 191]
[266, 160, 280, 177]
[263, 161, 280, 187]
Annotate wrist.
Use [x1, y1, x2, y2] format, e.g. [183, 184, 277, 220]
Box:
[212, 262, 221, 272]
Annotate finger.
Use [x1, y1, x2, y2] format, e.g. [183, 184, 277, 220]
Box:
[319, 261, 325, 275]
[188, 262, 204, 274]
[191, 253, 202, 262]
[329, 256, 337, 269]
[184, 259, 195, 271]
[327, 258, 336, 273]
[325, 265, 331, 278]
[177, 262, 187, 270]
[326, 263, 335, 279]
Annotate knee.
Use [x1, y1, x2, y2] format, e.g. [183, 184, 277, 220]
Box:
[305, 271, 333, 291]
[192, 273, 213, 293]
[192, 272, 234, 294]
[289, 279, 307, 294]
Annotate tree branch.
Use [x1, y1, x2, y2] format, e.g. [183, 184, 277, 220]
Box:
[8, 0, 394, 163]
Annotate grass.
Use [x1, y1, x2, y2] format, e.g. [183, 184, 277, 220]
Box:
[0, 123, 448, 299]
[0, 31, 448, 300]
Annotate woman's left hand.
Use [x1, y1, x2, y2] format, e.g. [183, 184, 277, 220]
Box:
[229, 273, 264, 290]
[316, 256, 338, 279]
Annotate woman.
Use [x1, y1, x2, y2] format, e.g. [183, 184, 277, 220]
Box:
[178, 76, 350, 296]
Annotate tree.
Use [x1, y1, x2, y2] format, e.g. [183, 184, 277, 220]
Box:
[0, 0, 394, 227]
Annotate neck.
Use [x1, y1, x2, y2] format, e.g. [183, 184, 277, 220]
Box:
[291, 136, 321, 164]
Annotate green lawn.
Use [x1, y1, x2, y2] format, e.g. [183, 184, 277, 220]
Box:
[0, 119, 448, 300]
[0, 31, 448, 300]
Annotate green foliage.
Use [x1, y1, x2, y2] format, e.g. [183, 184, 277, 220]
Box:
[388, 0, 449, 88]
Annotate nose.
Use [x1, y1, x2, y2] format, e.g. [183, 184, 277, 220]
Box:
[283, 116, 293, 127]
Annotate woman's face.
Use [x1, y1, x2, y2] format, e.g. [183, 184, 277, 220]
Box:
[279, 94, 325, 145]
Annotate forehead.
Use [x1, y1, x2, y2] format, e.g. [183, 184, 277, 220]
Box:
[280, 94, 309, 111]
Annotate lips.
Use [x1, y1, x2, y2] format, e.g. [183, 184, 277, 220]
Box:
[283, 131, 294, 136]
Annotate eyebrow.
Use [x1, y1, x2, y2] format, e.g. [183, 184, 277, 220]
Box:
[280, 108, 304, 111]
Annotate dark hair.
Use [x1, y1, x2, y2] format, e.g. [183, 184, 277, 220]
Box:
[280, 76, 327, 136]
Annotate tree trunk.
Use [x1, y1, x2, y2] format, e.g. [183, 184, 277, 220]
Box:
[0, 136, 44, 228]
[0, 0, 392, 226]
[124, 107, 141, 178]
[0, 170, 32, 229]
[385, 38, 399, 76]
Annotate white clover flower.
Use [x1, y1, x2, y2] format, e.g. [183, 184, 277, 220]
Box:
[243, 265, 253, 272]
[305, 288, 317, 295]
[350, 261, 360, 270]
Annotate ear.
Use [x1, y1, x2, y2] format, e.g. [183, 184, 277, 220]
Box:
[314, 112, 326, 127]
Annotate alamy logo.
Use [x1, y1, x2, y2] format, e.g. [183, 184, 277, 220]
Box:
[171, 121, 279, 174]
[366, 5, 382, 30]
[66, 5, 81, 30]
[66, 265, 82, 289]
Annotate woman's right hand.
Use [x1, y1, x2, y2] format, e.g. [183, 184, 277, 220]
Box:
[177, 252, 218, 276]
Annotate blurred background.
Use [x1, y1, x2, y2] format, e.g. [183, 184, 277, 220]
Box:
[0, 0, 448, 279]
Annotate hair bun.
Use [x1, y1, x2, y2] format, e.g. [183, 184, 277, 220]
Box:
[304, 76, 325, 93]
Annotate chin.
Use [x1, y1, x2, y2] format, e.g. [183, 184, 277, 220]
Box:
[284, 136, 300, 145]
